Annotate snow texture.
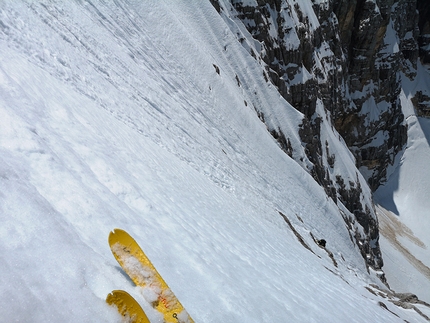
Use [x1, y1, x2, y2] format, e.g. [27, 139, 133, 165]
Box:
[0, 1, 428, 322]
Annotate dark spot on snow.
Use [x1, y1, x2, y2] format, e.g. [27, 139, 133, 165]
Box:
[213, 64, 220, 75]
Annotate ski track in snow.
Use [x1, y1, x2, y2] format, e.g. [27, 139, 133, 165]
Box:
[0, 1, 429, 322]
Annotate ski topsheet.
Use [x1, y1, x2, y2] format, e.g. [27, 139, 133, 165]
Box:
[106, 290, 150, 323]
[108, 228, 194, 323]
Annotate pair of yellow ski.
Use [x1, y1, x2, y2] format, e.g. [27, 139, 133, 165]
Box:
[106, 228, 194, 323]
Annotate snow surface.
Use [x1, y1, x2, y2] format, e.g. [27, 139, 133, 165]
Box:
[0, 1, 428, 322]
[375, 64, 430, 304]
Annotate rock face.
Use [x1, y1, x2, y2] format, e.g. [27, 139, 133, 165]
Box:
[333, 0, 414, 190]
[229, 0, 416, 190]
[211, 0, 427, 271]
[415, 0, 430, 117]
[417, 0, 430, 64]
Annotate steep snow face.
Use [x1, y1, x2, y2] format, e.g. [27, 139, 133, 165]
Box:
[222, 0, 385, 270]
[375, 64, 430, 304]
[220, 0, 429, 274]
[0, 1, 429, 322]
[221, 0, 430, 310]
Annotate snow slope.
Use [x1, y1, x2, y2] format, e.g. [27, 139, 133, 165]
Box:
[375, 65, 430, 304]
[0, 1, 428, 322]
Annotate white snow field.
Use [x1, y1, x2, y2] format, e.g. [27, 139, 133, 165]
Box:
[0, 1, 428, 322]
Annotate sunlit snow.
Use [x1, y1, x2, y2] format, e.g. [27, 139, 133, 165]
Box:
[0, 1, 429, 322]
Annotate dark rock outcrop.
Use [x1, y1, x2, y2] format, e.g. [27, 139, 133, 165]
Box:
[332, 0, 413, 190]
[417, 0, 430, 63]
[412, 91, 430, 117]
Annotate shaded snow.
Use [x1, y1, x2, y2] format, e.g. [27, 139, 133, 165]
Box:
[375, 65, 430, 304]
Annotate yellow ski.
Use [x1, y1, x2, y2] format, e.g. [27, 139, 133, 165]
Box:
[108, 228, 194, 323]
[106, 290, 150, 323]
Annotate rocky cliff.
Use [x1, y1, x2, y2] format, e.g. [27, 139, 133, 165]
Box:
[417, 0, 430, 64]
[210, 0, 430, 272]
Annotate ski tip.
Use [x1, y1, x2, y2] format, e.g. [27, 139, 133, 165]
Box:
[108, 228, 137, 251]
[110, 228, 125, 235]
[109, 228, 126, 241]
[106, 289, 150, 323]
